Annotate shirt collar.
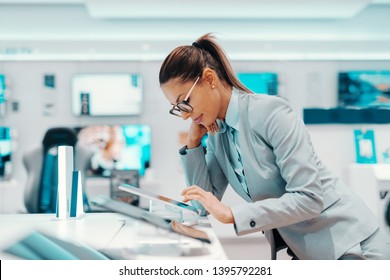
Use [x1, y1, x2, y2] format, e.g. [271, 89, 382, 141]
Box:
[224, 87, 240, 131]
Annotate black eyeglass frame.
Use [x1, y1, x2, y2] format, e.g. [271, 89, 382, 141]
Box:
[169, 77, 200, 117]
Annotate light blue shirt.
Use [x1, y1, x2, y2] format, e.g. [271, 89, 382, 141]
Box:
[186, 87, 249, 195]
[221, 88, 249, 195]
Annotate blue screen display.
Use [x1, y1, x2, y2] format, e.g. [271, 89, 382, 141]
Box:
[237, 72, 278, 95]
[0, 75, 6, 104]
[0, 127, 12, 178]
[201, 134, 208, 148]
[76, 124, 151, 177]
[338, 71, 390, 108]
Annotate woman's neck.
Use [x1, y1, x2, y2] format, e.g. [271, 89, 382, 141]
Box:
[217, 83, 233, 120]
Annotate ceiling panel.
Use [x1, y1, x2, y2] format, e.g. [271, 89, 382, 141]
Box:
[85, 0, 372, 19]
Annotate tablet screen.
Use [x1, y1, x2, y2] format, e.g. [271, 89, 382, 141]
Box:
[118, 184, 199, 214]
[90, 195, 210, 244]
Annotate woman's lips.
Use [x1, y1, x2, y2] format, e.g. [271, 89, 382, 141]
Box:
[194, 114, 203, 124]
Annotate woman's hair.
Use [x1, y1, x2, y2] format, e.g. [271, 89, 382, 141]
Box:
[159, 33, 251, 93]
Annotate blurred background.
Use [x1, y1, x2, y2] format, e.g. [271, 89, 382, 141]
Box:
[1, 0, 390, 259]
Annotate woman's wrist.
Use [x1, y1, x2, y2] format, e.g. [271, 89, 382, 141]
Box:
[224, 207, 235, 224]
[187, 139, 202, 149]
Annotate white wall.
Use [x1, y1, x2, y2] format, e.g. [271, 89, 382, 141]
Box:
[1, 59, 390, 214]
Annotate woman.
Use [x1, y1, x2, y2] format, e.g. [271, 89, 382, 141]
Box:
[159, 33, 390, 260]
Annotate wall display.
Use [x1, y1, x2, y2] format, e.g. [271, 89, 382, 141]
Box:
[76, 124, 151, 177]
[42, 74, 57, 116]
[0, 75, 7, 117]
[338, 71, 390, 108]
[0, 126, 12, 179]
[71, 73, 142, 116]
[0, 75, 6, 104]
[237, 72, 278, 95]
[44, 74, 55, 89]
[201, 134, 208, 148]
[354, 129, 377, 164]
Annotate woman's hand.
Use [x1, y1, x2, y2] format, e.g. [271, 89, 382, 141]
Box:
[205, 120, 219, 135]
[187, 120, 219, 149]
[181, 185, 234, 224]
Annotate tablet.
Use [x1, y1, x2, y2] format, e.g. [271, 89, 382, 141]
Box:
[118, 184, 199, 215]
[90, 195, 211, 244]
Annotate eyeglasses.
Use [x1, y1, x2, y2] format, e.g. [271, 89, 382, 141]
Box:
[169, 77, 200, 117]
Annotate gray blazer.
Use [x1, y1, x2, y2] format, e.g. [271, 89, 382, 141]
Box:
[181, 92, 378, 260]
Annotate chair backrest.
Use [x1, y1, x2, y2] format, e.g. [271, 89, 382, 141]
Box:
[266, 229, 299, 260]
[23, 127, 91, 213]
[42, 127, 78, 153]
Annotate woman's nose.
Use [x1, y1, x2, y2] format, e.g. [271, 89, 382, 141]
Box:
[181, 111, 191, 120]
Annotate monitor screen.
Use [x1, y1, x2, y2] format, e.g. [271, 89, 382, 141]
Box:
[0, 75, 6, 104]
[76, 124, 151, 177]
[0, 127, 12, 178]
[71, 74, 143, 116]
[201, 134, 208, 148]
[237, 72, 278, 95]
[338, 71, 390, 108]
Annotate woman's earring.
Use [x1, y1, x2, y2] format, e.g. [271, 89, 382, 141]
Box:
[211, 85, 215, 89]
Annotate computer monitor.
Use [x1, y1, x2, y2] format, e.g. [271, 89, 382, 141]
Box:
[0, 74, 6, 104]
[71, 73, 143, 116]
[237, 72, 278, 95]
[75, 124, 151, 177]
[201, 134, 208, 149]
[0, 127, 12, 179]
[338, 71, 390, 108]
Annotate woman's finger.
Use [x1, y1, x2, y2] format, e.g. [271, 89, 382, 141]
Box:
[181, 185, 201, 195]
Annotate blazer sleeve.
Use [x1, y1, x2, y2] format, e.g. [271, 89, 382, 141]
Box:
[180, 141, 229, 216]
[232, 97, 326, 235]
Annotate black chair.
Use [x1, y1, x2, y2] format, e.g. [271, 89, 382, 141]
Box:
[23, 127, 92, 213]
[267, 229, 299, 260]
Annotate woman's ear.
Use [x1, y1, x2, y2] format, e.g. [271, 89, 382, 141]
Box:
[202, 68, 216, 88]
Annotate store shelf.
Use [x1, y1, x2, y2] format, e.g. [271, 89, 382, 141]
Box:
[303, 107, 390, 124]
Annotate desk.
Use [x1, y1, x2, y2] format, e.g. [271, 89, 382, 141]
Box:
[0, 213, 227, 260]
[0, 180, 24, 213]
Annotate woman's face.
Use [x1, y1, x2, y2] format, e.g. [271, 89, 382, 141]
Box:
[161, 76, 220, 127]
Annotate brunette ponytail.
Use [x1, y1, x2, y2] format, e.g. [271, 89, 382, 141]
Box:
[159, 33, 251, 94]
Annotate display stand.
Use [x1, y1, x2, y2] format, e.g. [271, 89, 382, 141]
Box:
[148, 200, 199, 224]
